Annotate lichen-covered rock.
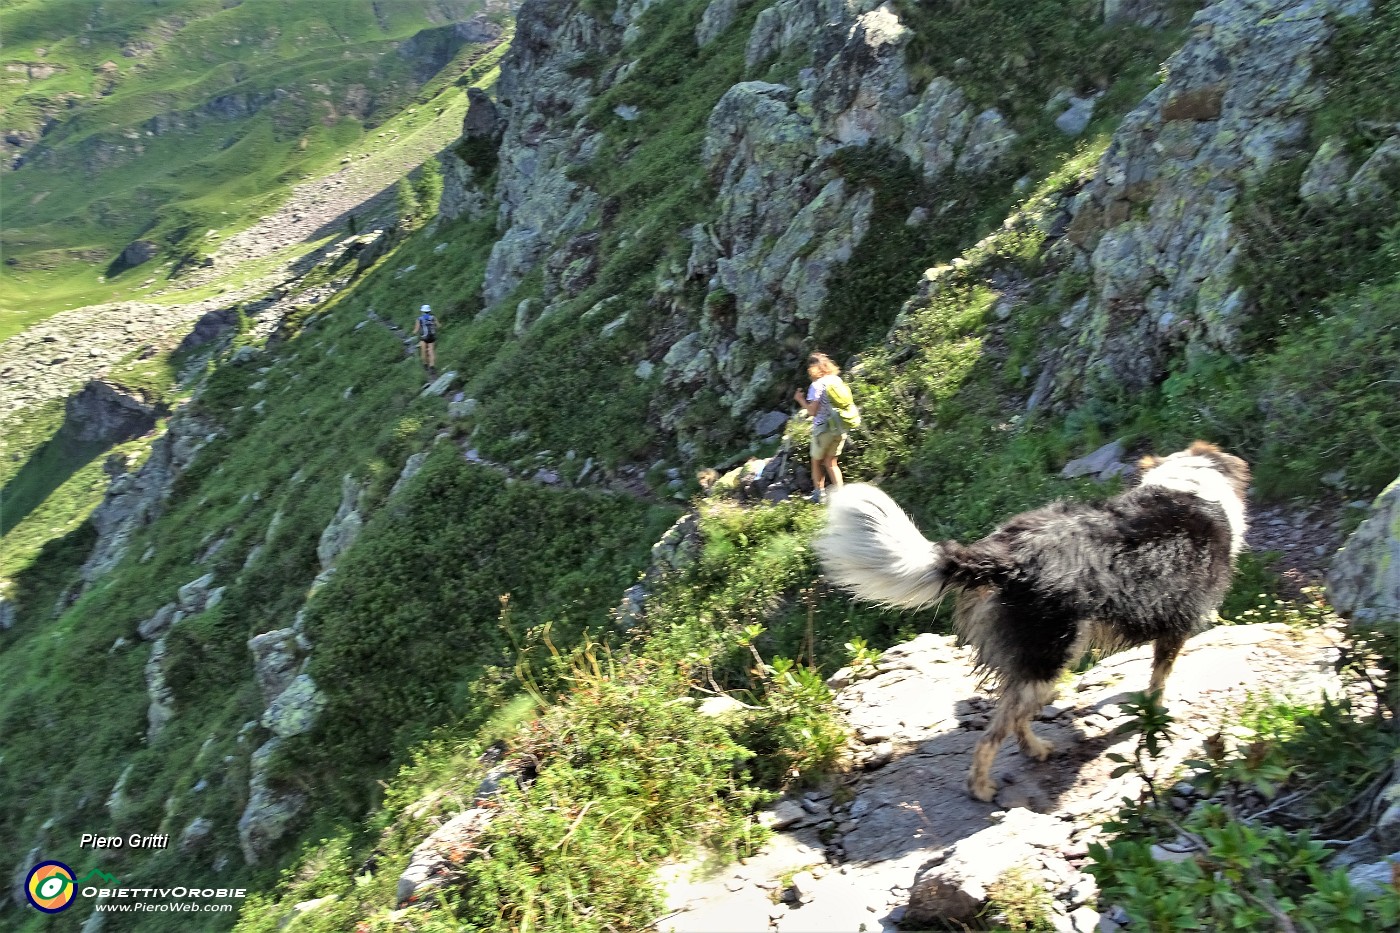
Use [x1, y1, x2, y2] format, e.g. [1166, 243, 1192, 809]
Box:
[1056, 0, 1371, 400]
[177, 573, 216, 612]
[906, 809, 1074, 925]
[178, 816, 214, 855]
[175, 306, 241, 354]
[1298, 136, 1352, 208]
[437, 149, 490, 223]
[137, 602, 177, 641]
[809, 7, 912, 147]
[1327, 473, 1400, 624]
[237, 738, 307, 865]
[1345, 134, 1400, 205]
[697, 0, 740, 46]
[745, 0, 881, 72]
[259, 673, 327, 739]
[145, 636, 176, 740]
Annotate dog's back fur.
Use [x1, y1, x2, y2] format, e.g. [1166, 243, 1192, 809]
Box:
[816, 441, 1250, 800]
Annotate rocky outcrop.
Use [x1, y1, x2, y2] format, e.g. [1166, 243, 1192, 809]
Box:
[314, 474, 366, 586]
[115, 239, 159, 272]
[439, 86, 506, 224]
[143, 573, 225, 740]
[260, 673, 327, 738]
[1328, 473, 1400, 624]
[174, 306, 241, 354]
[145, 636, 177, 740]
[483, 0, 617, 307]
[80, 409, 215, 584]
[613, 511, 700, 628]
[249, 628, 307, 703]
[63, 380, 162, 445]
[237, 738, 306, 865]
[1055, 0, 1372, 399]
[660, 623, 1346, 932]
[659, 3, 1015, 454]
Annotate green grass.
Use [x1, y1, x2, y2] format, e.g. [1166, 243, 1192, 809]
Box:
[0, 0, 502, 326]
[4, 0, 1399, 930]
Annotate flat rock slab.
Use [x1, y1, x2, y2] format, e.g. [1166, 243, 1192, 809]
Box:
[660, 622, 1345, 931]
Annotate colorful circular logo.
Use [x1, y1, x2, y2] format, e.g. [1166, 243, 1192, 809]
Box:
[26, 861, 76, 913]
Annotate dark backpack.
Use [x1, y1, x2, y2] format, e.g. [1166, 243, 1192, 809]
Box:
[419, 314, 436, 339]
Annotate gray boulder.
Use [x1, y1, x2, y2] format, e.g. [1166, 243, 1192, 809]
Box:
[906, 809, 1074, 926]
[1054, 95, 1098, 137]
[462, 86, 503, 141]
[316, 475, 365, 572]
[137, 602, 178, 641]
[145, 637, 176, 740]
[237, 738, 307, 865]
[117, 239, 159, 270]
[1298, 136, 1353, 209]
[178, 816, 214, 855]
[248, 628, 304, 704]
[0, 595, 14, 631]
[177, 573, 216, 612]
[80, 410, 214, 584]
[1058, 0, 1368, 401]
[64, 380, 161, 444]
[175, 306, 241, 354]
[1328, 474, 1400, 624]
[697, 0, 740, 46]
[397, 808, 496, 905]
[1345, 135, 1400, 205]
[1060, 439, 1127, 479]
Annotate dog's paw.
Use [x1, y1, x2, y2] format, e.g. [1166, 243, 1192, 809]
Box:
[1020, 735, 1054, 762]
[966, 774, 997, 802]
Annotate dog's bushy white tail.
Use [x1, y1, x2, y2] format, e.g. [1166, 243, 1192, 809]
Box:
[815, 484, 950, 609]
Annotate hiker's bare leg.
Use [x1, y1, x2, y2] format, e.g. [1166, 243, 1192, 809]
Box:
[825, 457, 843, 490]
[810, 457, 824, 492]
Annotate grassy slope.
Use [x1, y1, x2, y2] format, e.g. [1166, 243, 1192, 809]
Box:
[0, 0, 495, 330]
[3, 0, 1397, 931]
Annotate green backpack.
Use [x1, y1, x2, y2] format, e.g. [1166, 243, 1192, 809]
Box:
[825, 377, 862, 432]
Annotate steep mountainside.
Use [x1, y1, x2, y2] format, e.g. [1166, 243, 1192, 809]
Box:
[2, 0, 1399, 930]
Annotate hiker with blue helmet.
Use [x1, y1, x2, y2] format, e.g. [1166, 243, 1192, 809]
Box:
[794, 351, 860, 504]
[413, 303, 438, 376]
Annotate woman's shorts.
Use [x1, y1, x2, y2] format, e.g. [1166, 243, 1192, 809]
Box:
[810, 428, 847, 460]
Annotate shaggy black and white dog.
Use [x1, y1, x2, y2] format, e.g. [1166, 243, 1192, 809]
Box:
[815, 442, 1250, 801]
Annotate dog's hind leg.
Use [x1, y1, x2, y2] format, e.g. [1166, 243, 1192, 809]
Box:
[967, 679, 1057, 802]
[1149, 633, 1188, 696]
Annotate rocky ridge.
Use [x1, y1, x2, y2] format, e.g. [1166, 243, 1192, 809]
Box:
[1052, 0, 1373, 400]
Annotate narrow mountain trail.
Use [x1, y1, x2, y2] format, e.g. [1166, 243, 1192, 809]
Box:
[659, 623, 1349, 933]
